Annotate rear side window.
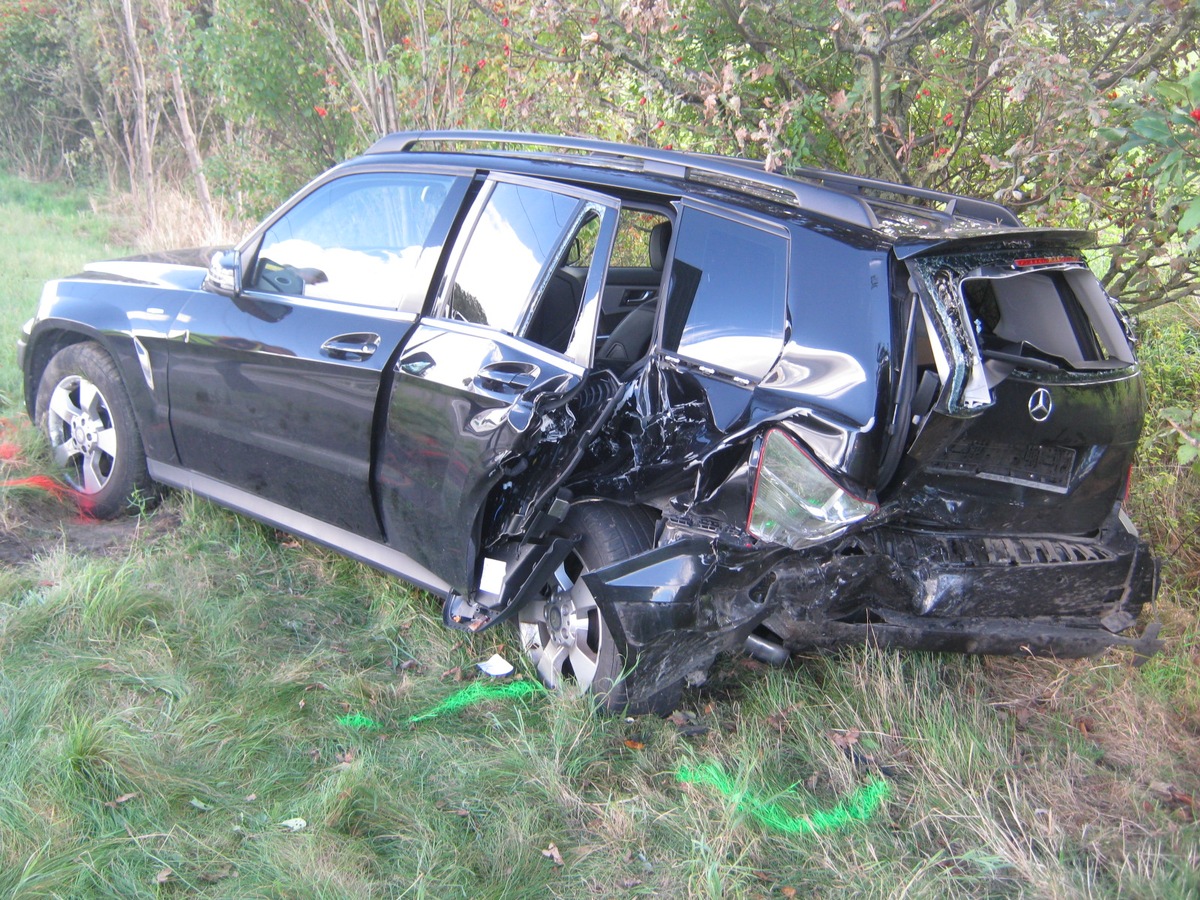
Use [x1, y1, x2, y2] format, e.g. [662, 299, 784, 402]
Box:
[448, 181, 580, 333]
[661, 207, 788, 380]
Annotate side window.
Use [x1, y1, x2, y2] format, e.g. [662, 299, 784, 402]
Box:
[564, 214, 601, 267]
[611, 209, 671, 267]
[661, 208, 788, 380]
[448, 181, 581, 334]
[251, 172, 456, 308]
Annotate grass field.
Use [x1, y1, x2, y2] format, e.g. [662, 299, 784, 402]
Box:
[2, 173, 1198, 898]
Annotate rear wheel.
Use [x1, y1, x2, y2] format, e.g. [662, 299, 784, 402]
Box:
[35, 342, 154, 518]
[518, 503, 657, 712]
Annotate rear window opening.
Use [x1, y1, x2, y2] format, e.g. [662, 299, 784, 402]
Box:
[961, 267, 1135, 373]
[906, 253, 1139, 416]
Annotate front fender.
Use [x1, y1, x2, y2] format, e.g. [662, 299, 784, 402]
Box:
[23, 278, 189, 464]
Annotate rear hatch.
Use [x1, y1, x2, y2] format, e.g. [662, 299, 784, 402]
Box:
[885, 233, 1143, 535]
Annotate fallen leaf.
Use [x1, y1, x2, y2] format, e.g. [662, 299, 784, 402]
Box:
[1074, 716, 1097, 736]
[441, 666, 462, 681]
[1149, 781, 1195, 817]
[542, 843, 564, 866]
[782, 889, 798, 898]
[304, 682, 329, 692]
[189, 797, 214, 812]
[198, 865, 237, 883]
[828, 729, 861, 750]
[624, 739, 645, 751]
[766, 706, 799, 730]
[244, 794, 257, 802]
[668, 710, 694, 727]
[155, 868, 173, 884]
[1149, 781, 1174, 798]
[335, 747, 356, 765]
[104, 792, 139, 809]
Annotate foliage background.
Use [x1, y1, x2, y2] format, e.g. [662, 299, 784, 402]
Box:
[0, 0, 1196, 295]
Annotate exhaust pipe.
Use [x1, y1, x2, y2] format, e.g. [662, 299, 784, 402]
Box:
[744, 633, 789, 666]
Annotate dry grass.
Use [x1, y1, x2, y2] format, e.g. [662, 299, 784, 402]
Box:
[97, 183, 251, 251]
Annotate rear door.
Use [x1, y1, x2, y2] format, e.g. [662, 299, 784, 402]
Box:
[377, 174, 620, 593]
[167, 170, 467, 539]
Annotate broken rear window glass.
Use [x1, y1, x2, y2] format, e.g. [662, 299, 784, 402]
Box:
[961, 267, 1135, 371]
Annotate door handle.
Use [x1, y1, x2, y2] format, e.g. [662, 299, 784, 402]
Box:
[321, 333, 381, 361]
[474, 362, 540, 394]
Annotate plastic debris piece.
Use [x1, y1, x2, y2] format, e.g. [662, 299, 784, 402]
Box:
[479, 557, 507, 594]
[676, 761, 890, 835]
[408, 679, 545, 723]
[477, 653, 515, 677]
[279, 818, 307, 832]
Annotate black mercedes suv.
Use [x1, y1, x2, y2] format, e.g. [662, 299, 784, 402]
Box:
[19, 131, 1159, 712]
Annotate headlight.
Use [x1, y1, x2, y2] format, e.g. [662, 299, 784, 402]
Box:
[747, 428, 877, 550]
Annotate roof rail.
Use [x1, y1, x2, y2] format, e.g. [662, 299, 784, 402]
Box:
[367, 130, 880, 230]
[701, 154, 1022, 227]
[782, 163, 1020, 227]
[369, 130, 1022, 230]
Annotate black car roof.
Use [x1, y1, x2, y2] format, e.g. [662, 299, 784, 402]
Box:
[363, 130, 1024, 239]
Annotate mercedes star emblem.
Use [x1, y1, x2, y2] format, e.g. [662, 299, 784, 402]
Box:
[1028, 387, 1052, 422]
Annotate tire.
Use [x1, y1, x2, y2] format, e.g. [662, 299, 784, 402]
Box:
[518, 502, 674, 713]
[35, 342, 155, 518]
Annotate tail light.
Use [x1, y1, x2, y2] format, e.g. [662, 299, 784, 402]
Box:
[748, 429, 877, 550]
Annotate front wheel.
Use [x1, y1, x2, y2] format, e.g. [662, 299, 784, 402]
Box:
[35, 342, 155, 518]
[518, 503, 675, 713]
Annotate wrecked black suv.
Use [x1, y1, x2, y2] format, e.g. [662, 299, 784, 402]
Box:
[18, 131, 1159, 712]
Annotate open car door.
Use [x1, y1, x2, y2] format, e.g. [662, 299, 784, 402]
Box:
[377, 174, 620, 599]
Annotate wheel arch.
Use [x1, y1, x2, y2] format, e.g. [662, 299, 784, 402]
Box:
[25, 321, 174, 465]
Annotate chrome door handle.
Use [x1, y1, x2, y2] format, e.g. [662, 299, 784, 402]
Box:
[321, 333, 381, 361]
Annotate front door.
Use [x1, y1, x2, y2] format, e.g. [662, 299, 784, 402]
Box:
[378, 174, 619, 593]
[168, 170, 466, 539]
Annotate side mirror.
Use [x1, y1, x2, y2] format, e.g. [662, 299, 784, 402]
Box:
[204, 249, 241, 296]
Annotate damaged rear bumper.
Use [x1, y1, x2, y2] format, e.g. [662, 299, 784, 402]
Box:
[585, 505, 1160, 708]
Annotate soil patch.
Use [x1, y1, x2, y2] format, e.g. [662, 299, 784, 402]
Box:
[0, 498, 178, 566]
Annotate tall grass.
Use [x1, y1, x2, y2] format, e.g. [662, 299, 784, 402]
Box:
[1, 172, 1197, 897]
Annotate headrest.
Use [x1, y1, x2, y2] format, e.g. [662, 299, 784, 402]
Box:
[649, 221, 672, 270]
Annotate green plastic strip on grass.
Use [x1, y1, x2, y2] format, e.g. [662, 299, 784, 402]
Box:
[408, 679, 545, 723]
[677, 761, 890, 835]
[337, 713, 382, 730]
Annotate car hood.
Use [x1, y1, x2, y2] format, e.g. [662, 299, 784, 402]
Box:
[78, 247, 216, 291]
